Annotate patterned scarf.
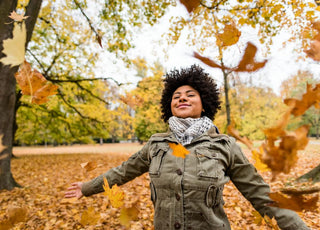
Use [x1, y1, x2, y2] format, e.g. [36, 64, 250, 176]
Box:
[168, 116, 218, 145]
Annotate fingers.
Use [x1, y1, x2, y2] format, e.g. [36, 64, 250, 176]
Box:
[65, 182, 82, 198]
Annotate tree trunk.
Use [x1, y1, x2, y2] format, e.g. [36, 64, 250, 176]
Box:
[223, 70, 231, 126]
[297, 163, 320, 183]
[0, 0, 42, 190]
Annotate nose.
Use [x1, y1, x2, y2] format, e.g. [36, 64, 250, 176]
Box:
[179, 95, 187, 102]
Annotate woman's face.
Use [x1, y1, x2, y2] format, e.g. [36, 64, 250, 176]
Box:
[171, 85, 203, 119]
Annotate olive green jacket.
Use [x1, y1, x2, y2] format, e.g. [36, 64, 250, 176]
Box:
[81, 128, 310, 230]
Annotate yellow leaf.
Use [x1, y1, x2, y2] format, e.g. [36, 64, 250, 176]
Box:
[252, 148, 270, 172]
[8, 11, 29, 22]
[316, 6, 320, 11]
[80, 206, 100, 226]
[0, 134, 7, 153]
[168, 142, 189, 158]
[103, 177, 124, 208]
[119, 205, 139, 227]
[0, 22, 26, 67]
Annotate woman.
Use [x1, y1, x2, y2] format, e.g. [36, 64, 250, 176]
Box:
[65, 65, 309, 230]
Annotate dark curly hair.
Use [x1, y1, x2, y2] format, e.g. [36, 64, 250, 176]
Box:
[161, 64, 221, 122]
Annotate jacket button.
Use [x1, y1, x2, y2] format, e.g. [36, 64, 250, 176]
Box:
[175, 193, 180, 201]
[176, 169, 182, 175]
[174, 222, 181, 229]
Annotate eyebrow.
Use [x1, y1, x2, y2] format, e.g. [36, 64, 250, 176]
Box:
[173, 89, 196, 95]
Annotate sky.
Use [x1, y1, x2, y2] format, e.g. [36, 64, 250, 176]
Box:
[96, 2, 320, 96]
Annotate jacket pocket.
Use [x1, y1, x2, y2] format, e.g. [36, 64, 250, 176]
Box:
[149, 147, 166, 177]
[195, 149, 221, 180]
[205, 185, 223, 207]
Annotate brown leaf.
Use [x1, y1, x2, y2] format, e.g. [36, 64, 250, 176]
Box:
[284, 83, 320, 116]
[227, 121, 253, 150]
[269, 192, 319, 212]
[263, 108, 292, 139]
[305, 40, 320, 61]
[179, 0, 200, 13]
[193, 51, 230, 71]
[234, 42, 267, 72]
[168, 142, 190, 158]
[15, 61, 58, 104]
[194, 43, 267, 73]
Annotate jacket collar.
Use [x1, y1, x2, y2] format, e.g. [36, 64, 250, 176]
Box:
[151, 127, 229, 144]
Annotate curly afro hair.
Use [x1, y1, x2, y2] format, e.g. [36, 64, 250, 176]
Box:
[161, 64, 221, 122]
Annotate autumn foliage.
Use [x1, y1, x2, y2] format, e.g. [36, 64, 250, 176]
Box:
[0, 12, 58, 104]
[0, 143, 319, 229]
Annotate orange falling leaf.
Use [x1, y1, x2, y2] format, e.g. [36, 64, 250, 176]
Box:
[305, 21, 320, 60]
[194, 42, 267, 73]
[269, 192, 319, 212]
[193, 52, 226, 70]
[234, 42, 268, 72]
[103, 177, 124, 208]
[168, 142, 190, 158]
[216, 23, 241, 47]
[179, 0, 200, 13]
[284, 83, 320, 116]
[263, 107, 292, 139]
[14, 61, 58, 104]
[305, 40, 320, 61]
[80, 161, 98, 172]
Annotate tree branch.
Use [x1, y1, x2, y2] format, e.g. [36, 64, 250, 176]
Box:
[73, 0, 102, 47]
[57, 88, 103, 123]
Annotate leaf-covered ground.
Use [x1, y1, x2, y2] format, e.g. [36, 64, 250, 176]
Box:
[0, 142, 319, 229]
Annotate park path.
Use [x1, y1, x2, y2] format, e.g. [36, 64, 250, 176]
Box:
[13, 142, 143, 156]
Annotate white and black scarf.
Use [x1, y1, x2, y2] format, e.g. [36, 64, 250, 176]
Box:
[168, 116, 218, 146]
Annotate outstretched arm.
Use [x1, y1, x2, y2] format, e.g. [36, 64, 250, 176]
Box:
[228, 140, 310, 230]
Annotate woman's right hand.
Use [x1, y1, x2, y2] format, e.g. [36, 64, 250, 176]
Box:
[65, 182, 84, 199]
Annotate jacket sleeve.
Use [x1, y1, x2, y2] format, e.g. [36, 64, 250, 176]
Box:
[81, 142, 150, 197]
[227, 139, 310, 230]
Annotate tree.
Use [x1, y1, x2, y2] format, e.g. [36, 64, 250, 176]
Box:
[0, 0, 42, 190]
[215, 74, 285, 139]
[0, 0, 172, 190]
[165, 0, 318, 128]
[122, 59, 167, 141]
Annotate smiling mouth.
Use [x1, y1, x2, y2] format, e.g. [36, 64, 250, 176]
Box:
[177, 104, 190, 108]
